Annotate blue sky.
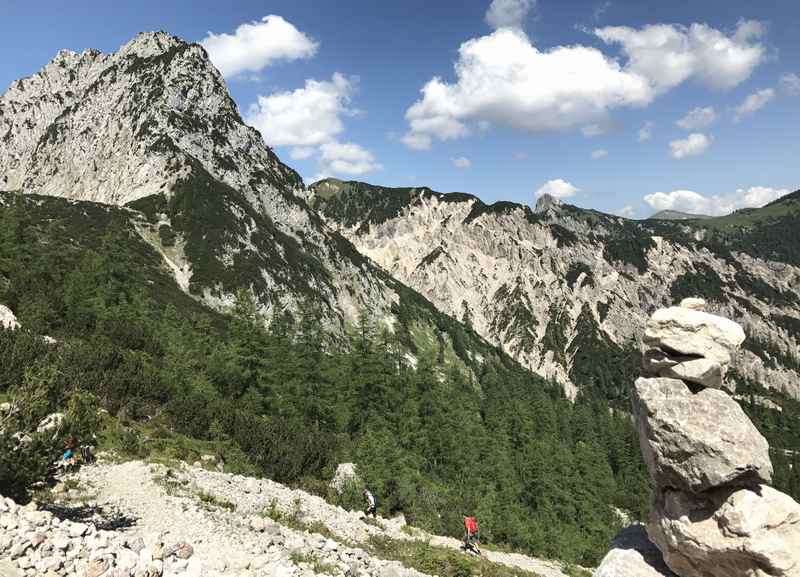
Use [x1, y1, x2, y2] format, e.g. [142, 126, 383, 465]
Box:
[2, 0, 798, 217]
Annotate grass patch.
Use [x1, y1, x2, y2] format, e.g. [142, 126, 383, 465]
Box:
[366, 535, 544, 577]
[264, 497, 338, 541]
[197, 490, 236, 512]
[289, 550, 338, 575]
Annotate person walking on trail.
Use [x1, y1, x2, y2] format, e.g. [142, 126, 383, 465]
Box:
[463, 514, 482, 556]
[363, 488, 377, 518]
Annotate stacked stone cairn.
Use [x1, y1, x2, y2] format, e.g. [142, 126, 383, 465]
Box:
[595, 298, 800, 577]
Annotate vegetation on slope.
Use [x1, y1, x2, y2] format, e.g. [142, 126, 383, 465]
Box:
[0, 191, 653, 565]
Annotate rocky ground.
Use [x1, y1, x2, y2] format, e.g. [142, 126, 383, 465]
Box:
[0, 459, 572, 577]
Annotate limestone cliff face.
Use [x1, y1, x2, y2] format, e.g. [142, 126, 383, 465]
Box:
[309, 179, 800, 399]
[0, 32, 397, 328]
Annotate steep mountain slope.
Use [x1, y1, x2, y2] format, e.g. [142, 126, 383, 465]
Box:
[0, 32, 391, 330]
[309, 179, 800, 400]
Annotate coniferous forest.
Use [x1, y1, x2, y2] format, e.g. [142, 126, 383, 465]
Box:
[2, 196, 799, 567]
[0, 198, 652, 565]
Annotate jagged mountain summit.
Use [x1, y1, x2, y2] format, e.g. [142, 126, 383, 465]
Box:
[308, 178, 800, 400]
[0, 32, 436, 341]
[1, 31, 388, 327]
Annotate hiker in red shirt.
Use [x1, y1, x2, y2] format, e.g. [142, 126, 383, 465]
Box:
[462, 514, 482, 556]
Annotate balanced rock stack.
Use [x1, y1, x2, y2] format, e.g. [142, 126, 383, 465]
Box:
[595, 298, 800, 577]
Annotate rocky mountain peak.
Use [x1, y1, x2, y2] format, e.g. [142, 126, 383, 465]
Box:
[534, 193, 562, 213]
[119, 30, 188, 59]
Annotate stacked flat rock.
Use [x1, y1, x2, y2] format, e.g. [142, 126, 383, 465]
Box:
[595, 298, 800, 577]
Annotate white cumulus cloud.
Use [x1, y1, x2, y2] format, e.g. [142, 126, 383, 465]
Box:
[781, 73, 800, 96]
[402, 28, 652, 148]
[485, 0, 535, 30]
[319, 141, 382, 176]
[595, 20, 766, 93]
[591, 149, 608, 159]
[733, 88, 775, 121]
[246, 73, 381, 178]
[246, 73, 355, 148]
[201, 15, 317, 79]
[644, 186, 790, 216]
[669, 133, 712, 159]
[452, 156, 472, 169]
[677, 106, 716, 130]
[638, 121, 654, 142]
[535, 179, 579, 199]
[617, 205, 636, 218]
[402, 20, 766, 149]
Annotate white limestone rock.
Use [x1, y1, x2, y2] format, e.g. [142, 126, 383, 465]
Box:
[679, 297, 706, 311]
[659, 358, 724, 390]
[643, 306, 745, 370]
[330, 463, 360, 493]
[648, 485, 800, 577]
[632, 377, 772, 492]
[0, 305, 20, 330]
[594, 524, 677, 577]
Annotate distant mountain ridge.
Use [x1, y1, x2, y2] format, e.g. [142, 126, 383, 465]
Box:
[649, 209, 712, 220]
[309, 178, 800, 400]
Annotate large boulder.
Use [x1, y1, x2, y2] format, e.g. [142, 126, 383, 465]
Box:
[643, 350, 725, 390]
[632, 377, 772, 492]
[0, 304, 20, 330]
[648, 486, 800, 577]
[594, 525, 677, 577]
[643, 306, 745, 370]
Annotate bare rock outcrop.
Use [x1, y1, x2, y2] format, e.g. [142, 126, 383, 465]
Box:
[649, 486, 800, 577]
[632, 376, 772, 493]
[594, 525, 677, 577]
[0, 304, 20, 330]
[598, 298, 800, 577]
[642, 302, 745, 391]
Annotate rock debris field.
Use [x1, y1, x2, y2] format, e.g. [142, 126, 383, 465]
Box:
[0, 459, 571, 577]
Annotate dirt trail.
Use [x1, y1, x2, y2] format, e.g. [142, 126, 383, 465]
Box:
[72, 460, 574, 577]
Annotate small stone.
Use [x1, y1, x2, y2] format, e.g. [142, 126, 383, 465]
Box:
[127, 537, 145, 553]
[174, 542, 192, 559]
[68, 523, 88, 538]
[249, 517, 266, 532]
[85, 558, 109, 577]
[9, 541, 30, 559]
[679, 297, 706, 310]
[115, 548, 138, 571]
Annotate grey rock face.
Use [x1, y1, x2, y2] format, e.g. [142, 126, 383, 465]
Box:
[534, 193, 562, 213]
[632, 376, 772, 492]
[658, 358, 724, 390]
[648, 486, 800, 577]
[0, 32, 400, 332]
[593, 525, 676, 577]
[643, 306, 746, 372]
[310, 180, 800, 399]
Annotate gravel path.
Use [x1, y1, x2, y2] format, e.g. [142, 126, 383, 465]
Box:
[67, 459, 572, 577]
